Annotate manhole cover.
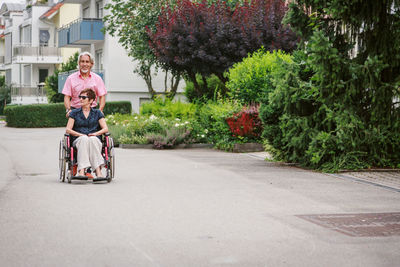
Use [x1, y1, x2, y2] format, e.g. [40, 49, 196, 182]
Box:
[297, 212, 400, 237]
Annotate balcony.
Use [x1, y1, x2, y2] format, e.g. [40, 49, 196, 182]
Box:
[58, 69, 104, 93]
[60, 0, 87, 4]
[11, 85, 48, 105]
[58, 18, 104, 48]
[12, 45, 62, 64]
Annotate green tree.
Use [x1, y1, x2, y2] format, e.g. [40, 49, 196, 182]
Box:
[0, 76, 11, 115]
[104, 0, 182, 99]
[45, 52, 79, 103]
[260, 0, 400, 171]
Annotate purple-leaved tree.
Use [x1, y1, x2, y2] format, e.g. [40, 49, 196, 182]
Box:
[147, 0, 297, 96]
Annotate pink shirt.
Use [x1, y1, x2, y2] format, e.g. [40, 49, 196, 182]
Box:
[62, 71, 107, 108]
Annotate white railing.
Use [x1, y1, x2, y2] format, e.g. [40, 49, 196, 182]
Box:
[11, 85, 46, 97]
[13, 45, 61, 57]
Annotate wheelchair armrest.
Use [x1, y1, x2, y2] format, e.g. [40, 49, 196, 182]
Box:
[64, 133, 70, 137]
[105, 132, 111, 136]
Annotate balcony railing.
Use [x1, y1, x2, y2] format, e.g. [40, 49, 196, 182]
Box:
[13, 45, 61, 57]
[58, 27, 69, 47]
[11, 84, 48, 104]
[11, 86, 46, 97]
[58, 69, 105, 93]
[58, 18, 104, 48]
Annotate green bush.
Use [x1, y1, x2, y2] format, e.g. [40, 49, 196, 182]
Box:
[5, 101, 132, 128]
[102, 101, 132, 116]
[0, 82, 11, 115]
[45, 52, 79, 103]
[227, 49, 292, 104]
[195, 100, 242, 148]
[260, 40, 400, 171]
[140, 96, 196, 119]
[184, 74, 226, 103]
[5, 103, 67, 127]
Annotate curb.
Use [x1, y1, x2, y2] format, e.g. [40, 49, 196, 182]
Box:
[232, 143, 264, 153]
[119, 143, 214, 149]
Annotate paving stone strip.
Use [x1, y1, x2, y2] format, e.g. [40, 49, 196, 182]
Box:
[297, 212, 400, 237]
[333, 171, 400, 192]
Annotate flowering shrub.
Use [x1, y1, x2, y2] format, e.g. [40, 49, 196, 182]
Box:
[225, 105, 262, 139]
[106, 114, 202, 146]
[106, 100, 263, 150]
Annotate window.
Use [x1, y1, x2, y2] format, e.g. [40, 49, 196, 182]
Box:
[39, 29, 50, 46]
[83, 7, 90, 18]
[95, 49, 103, 70]
[39, 69, 49, 83]
[21, 25, 32, 45]
[5, 33, 12, 64]
[23, 65, 31, 86]
[5, 69, 11, 86]
[96, 1, 103, 18]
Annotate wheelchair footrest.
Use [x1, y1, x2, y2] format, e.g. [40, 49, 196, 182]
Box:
[71, 175, 89, 180]
[93, 177, 108, 182]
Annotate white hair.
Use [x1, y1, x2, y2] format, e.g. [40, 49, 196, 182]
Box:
[77, 51, 94, 65]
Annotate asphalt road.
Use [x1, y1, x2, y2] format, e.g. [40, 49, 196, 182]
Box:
[0, 125, 399, 267]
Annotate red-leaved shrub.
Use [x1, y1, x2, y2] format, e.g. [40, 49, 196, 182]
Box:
[226, 105, 262, 138]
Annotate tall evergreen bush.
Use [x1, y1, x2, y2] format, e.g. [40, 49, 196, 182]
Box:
[260, 0, 400, 171]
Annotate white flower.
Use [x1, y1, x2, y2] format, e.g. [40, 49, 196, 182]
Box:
[204, 129, 208, 133]
[134, 116, 138, 120]
[175, 123, 180, 127]
[175, 118, 181, 121]
[149, 114, 157, 120]
[185, 121, 189, 125]
[201, 134, 205, 138]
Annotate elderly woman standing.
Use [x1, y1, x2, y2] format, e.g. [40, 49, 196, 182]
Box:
[66, 88, 108, 178]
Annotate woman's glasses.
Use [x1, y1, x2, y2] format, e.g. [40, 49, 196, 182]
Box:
[79, 95, 89, 100]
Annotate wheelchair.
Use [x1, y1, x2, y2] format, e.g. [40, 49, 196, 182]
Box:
[59, 133, 115, 183]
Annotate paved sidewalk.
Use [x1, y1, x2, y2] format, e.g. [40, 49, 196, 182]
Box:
[333, 171, 400, 192]
[1, 125, 399, 266]
[245, 151, 400, 192]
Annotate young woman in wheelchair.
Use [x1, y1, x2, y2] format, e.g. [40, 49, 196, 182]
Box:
[66, 88, 108, 179]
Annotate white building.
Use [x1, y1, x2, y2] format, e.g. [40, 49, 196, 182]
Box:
[1, 0, 64, 104]
[57, 0, 185, 113]
[0, 20, 5, 75]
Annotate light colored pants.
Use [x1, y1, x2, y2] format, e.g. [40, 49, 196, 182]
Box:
[73, 136, 103, 172]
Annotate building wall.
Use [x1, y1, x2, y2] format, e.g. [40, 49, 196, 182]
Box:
[7, 13, 23, 85]
[30, 6, 57, 47]
[56, 3, 80, 61]
[55, 0, 186, 113]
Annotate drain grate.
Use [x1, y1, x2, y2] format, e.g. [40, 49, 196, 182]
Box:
[297, 212, 400, 237]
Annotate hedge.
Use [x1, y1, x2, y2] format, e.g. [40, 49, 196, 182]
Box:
[102, 101, 132, 116]
[4, 101, 132, 128]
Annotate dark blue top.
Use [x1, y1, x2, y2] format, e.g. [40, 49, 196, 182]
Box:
[70, 108, 104, 139]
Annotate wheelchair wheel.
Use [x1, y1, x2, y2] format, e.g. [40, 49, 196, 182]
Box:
[67, 160, 73, 184]
[67, 165, 72, 184]
[106, 138, 115, 182]
[59, 140, 66, 182]
[107, 148, 115, 182]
